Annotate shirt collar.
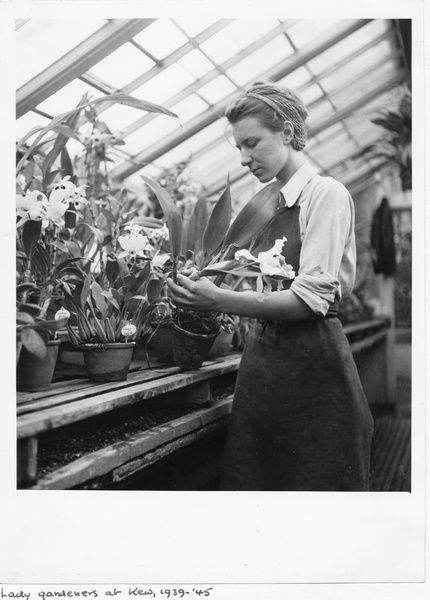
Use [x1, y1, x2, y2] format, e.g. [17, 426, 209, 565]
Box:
[279, 162, 318, 208]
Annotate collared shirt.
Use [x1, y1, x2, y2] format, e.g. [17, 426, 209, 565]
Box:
[280, 161, 356, 316]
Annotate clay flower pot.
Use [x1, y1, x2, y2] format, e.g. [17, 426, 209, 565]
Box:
[171, 324, 219, 370]
[207, 329, 234, 359]
[83, 342, 135, 382]
[17, 339, 61, 392]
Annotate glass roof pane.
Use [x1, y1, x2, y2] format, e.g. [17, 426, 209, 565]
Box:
[313, 121, 343, 144]
[88, 43, 156, 89]
[318, 38, 394, 92]
[306, 99, 336, 129]
[198, 19, 281, 65]
[174, 17, 222, 39]
[287, 19, 345, 47]
[306, 19, 392, 76]
[177, 49, 215, 78]
[16, 111, 50, 141]
[122, 115, 180, 155]
[16, 19, 107, 88]
[99, 103, 150, 133]
[301, 84, 324, 105]
[198, 76, 238, 104]
[133, 64, 196, 105]
[328, 62, 398, 110]
[36, 79, 104, 116]
[279, 67, 313, 91]
[170, 95, 209, 123]
[133, 20, 189, 60]
[228, 36, 295, 86]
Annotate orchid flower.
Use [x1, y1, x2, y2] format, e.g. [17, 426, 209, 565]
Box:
[117, 227, 154, 259]
[235, 237, 295, 279]
[16, 190, 48, 227]
[151, 252, 171, 269]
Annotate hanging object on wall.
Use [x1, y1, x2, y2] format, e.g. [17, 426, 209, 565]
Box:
[370, 196, 396, 276]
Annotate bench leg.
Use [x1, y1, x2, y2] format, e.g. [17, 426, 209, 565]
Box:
[17, 437, 38, 488]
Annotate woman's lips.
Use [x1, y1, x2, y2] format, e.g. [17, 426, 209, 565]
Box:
[252, 167, 263, 175]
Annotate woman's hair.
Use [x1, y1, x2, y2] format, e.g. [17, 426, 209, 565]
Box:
[225, 81, 308, 151]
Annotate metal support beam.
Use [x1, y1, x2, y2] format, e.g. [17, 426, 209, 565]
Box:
[16, 19, 155, 118]
[112, 19, 371, 181]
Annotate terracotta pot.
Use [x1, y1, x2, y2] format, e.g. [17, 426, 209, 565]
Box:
[171, 324, 219, 370]
[147, 323, 174, 365]
[59, 342, 85, 367]
[83, 342, 135, 382]
[207, 329, 234, 359]
[17, 339, 60, 392]
[133, 324, 174, 367]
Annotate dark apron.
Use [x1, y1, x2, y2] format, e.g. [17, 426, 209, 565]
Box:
[221, 202, 374, 491]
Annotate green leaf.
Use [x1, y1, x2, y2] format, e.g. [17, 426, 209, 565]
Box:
[202, 177, 232, 263]
[222, 180, 283, 250]
[181, 197, 210, 256]
[91, 280, 108, 316]
[22, 220, 42, 256]
[141, 175, 183, 261]
[20, 328, 47, 358]
[60, 146, 74, 179]
[80, 274, 92, 310]
[147, 278, 163, 304]
[90, 93, 178, 118]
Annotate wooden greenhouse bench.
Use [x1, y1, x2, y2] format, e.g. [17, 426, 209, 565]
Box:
[17, 317, 392, 490]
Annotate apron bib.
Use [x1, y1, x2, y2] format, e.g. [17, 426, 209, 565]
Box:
[221, 202, 374, 491]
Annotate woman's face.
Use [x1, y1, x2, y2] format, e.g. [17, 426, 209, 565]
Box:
[231, 116, 289, 183]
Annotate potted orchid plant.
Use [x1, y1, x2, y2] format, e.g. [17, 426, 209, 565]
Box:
[142, 173, 292, 369]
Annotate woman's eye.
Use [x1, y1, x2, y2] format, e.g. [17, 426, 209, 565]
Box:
[247, 140, 258, 148]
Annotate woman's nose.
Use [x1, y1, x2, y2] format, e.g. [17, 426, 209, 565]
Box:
[240, 148, 252, 166]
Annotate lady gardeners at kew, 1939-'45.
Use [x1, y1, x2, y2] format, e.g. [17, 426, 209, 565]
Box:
[167, 81, 374, 491]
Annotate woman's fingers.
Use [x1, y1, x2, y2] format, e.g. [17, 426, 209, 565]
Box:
[176, 273, 197, 290]
[181, 267, 200, 280]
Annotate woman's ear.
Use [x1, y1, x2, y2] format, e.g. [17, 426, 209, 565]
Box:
[282, 121, 294, 145]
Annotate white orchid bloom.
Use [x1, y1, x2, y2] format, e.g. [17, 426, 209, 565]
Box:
[234, 249, 258, 263]
[49, 176, 76, 204]
[44, 195, 69, 229]
[234, 237, 295, 279]
[151, 252, 170, 269]
[16, 190, 48, 225]
[70, 185, 88, 210]
[124, 223, 144, 236]
[118, 231, 153, 258]
[148, 223, 169, 243]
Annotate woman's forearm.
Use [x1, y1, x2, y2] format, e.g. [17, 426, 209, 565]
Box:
[215, 287, 319, 321]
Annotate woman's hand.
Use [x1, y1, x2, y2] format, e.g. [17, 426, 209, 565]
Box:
[167, 273, 221, 312]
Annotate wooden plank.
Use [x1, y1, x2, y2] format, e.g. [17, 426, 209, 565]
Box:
[17, 364, 181, 413]
[17, 437, 38, 487]
[18, 356, 240, 438]
[350, 330, 387, 355]
[31, 397, 233, 490]
[112, 419, 228, 482]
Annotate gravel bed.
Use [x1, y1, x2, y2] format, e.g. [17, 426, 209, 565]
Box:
[37, 380, 236, 478]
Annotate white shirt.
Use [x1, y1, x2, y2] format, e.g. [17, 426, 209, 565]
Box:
[280, 162, 356, 317]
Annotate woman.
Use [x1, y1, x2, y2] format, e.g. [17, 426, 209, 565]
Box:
[168, 81, 374, 491]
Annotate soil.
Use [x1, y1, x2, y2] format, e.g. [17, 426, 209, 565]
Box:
[37, 376, 236, 479]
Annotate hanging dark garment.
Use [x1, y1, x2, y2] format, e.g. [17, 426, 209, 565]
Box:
[370, 197, 396, 276]
[220, 201, 374, 491]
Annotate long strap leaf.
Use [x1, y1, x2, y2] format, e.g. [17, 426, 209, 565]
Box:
[201, 176, 232, 266]
[141, 175, 183, 278]
[222, 180, 283, 250]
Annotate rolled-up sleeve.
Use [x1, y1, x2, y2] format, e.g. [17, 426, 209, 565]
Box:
[290, 177, 355, 317]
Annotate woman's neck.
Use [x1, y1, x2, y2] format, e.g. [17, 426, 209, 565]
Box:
[276, 150, 305, 184]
